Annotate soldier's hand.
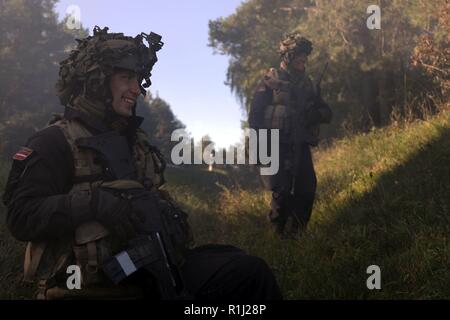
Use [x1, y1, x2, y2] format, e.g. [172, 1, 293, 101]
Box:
[305, 107, 322, 125]
[306, 98, 331, 125]
[91, 187, 143, 240]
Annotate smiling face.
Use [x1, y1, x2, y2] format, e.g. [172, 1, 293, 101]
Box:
[109, 69, 141, 117]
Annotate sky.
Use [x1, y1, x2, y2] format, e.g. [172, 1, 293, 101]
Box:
[54, 0, 245, 149]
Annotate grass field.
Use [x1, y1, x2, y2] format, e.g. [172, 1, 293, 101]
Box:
[1, 105, 449, 299]
[167, 106, 450, 299]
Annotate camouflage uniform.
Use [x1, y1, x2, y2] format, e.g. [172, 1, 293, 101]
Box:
[3, 27, 282, 299]
[249, 33, 332, 237]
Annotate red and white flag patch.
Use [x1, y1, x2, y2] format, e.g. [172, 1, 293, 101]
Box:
[13, 147, 34, 161]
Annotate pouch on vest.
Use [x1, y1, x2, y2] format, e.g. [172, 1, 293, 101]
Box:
[73, 221, 114, 286]
[264, 104, 292, 139]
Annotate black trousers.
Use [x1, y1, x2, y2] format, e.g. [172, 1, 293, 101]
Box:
[267, 145, 317, 234]
[41, 244, 282, 300]
[180, 244, 283, 300]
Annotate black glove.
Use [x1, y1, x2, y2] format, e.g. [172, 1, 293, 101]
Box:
[90, 187, 144, 240]
[127, 189, 193, 249]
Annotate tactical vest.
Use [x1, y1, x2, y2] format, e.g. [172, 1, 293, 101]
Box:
[260, 68, 320, 146]
[23, 116, 166, 299]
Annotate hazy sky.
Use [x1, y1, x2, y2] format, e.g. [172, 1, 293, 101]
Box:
[55, 0, 245, 149]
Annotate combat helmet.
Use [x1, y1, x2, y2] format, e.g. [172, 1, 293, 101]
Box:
[56, 26, 164, 107]
[278, 32, 312, 64]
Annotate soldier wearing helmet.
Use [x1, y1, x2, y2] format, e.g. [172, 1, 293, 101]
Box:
[248, 32, 332, 238]
[3, 27, 282, 300]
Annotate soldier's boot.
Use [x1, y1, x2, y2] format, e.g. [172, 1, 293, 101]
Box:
[290, 192, 315, 237]
[268, 192, 290, 237]
[268, 210, 287, 237]
[287, 215, 305, 240]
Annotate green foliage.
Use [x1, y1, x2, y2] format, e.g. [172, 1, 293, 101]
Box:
[0, 0, 88, 158]
[209, 0, 447, 132]
[411, 1, 449, 97]
[138, 93, 187, 161]
[209, 0, 309, 107]
[1, 107, 449, 299]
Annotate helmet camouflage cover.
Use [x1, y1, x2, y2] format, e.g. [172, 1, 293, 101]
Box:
[56, 26, 164, 106]
[278, 32, 312, 63]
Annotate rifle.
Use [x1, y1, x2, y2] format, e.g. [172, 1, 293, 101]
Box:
[102, 232, 186, 299]
[101, 189, 189, 300]
[77, 132, 189, 299]
[315, 62, 328, 101]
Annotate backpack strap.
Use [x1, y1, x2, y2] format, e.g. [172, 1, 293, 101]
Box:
[23, 242, 47, 283]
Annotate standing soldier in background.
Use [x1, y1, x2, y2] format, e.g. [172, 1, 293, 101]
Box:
[248, 33, 332, 238]
[2, 26, 282, 300]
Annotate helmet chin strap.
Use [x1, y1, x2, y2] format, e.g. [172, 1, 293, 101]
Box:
[103, 95, 131, 132]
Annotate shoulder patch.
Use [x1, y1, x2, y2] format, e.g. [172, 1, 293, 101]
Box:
[13, 147, 34, 161]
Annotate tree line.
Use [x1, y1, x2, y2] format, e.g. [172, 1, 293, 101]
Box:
[208, 0, 449, 138]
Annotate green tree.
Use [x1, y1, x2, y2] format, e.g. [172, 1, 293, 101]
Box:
[209, 0, 308, 109]
[411, 0, 449, 99]
[138, 93, 187, 162]
[0, 0, 87, 157]
[209, 0, 446, 135]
